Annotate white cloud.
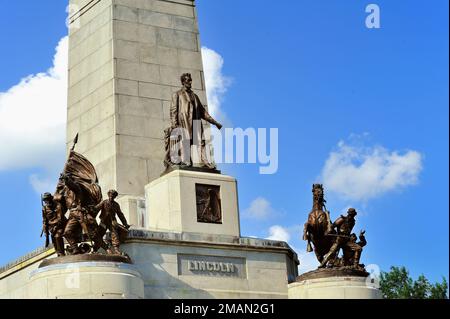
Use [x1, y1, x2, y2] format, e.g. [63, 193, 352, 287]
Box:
[266, 225, 291, 242]
[265, 226, 319, 274]
[296, 250, 320, 274]
[201, 46, 232, 126]
[321, 137, 423, 202]
[0, 36, 68, 193]
[29, 174, 58, 195]
[243, 197, 276, 219]
[266, 225, 319, 274]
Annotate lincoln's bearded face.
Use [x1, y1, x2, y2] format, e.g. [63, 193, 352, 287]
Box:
[182, 74, 192, 90]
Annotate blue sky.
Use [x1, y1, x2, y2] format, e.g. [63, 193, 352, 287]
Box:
[0, 0, 448, 284]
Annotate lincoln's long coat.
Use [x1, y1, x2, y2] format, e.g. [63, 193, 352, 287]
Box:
[170, 88, 217, 167]
[170, 88, 216, 141]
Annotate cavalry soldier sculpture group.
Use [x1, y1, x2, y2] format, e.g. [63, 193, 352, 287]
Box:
[303, 184, 367, 271]
[40, 135, 130, 257]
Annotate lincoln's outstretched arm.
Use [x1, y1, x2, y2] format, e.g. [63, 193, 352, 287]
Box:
[198, 97, 222, 130]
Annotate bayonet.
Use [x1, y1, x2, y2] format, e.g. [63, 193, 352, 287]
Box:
[326, 233, 351, 239]
[70, 133, 79, 152]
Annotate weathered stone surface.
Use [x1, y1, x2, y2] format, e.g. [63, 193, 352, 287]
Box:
[115, 39, 139, 61]
[113, 4, 139, 23]
[39, 254, 132, 268]
[116, 195, 146, 227]
[118, 135, 165, 159]
[288, 276, 382, 299]
[178, 49, 203, 70]
[116, 155, 149, 196]
[138, 62, 161, 83]
[29, 262, 144, 299]
[94, 156, 116, 196]
[70, 42, 113, 85]
[116, 78, 139, 96]
[140, 44, 178, 66]
[80, 97, 115, 132]
[139, 82, 174, 100]
[118, 95, 164, 119]
[114, 20, 140, 42]
[157, 28, 198, 51]
[139, 9, 172, 28]
[138, 24, 158, 44]
[83, 136, 116, 165]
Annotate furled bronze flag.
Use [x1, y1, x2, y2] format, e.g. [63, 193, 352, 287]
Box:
[61, 150, 103, 207]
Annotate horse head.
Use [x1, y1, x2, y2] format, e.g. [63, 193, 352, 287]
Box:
[312, 184, 326, 211]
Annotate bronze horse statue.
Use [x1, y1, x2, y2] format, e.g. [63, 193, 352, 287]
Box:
[303, 184, 336, 265]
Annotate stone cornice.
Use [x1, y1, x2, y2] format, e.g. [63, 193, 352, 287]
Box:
[0, 230, 299, 279]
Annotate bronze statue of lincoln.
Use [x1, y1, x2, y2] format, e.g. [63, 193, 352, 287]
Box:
[165, 73, 223, 169]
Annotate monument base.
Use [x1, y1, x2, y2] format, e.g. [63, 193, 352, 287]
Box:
[28, 254, 144, 299]
[123, 230, 299, 299]
[288, 268, 381, 299]
[146, 170, 240, 237]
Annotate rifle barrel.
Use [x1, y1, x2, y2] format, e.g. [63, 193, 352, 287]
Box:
[326, 233, 351, 238]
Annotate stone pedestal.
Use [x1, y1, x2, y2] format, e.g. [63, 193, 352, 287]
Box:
[288, 269, 381, 299]
[145, 169, 240, 237]
[28, 255, 144, 299]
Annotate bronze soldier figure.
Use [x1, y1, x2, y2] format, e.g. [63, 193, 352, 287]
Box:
[320, 208, 363, 268]
[165, 73, 223, 169]
[61, 173, 109, 255]
[41, 193, 67, 256]
[40, 135, 132, 258]
[92, 190, 130, 255]
[342, 230, 367, 267]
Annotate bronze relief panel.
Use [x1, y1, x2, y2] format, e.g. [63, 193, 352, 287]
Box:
[196, 184, 222, 224]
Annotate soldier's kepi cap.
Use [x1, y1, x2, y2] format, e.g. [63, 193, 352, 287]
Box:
[42, 192, 53, 200]
[348, 208, 357, 216]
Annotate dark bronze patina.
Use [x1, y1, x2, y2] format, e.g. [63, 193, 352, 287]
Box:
[302, 184, 368, 278]
[196, 184, 222, 224]
[303, 184, 335, 264]
[164, 73, 223, 171]
[57, 152, 108, 255]
[92, 189, 130, 255]
[41, 192, 67, 257]
[40, 134, 130, 259]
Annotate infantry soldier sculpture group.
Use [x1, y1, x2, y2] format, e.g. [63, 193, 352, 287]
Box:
[303, 184, 368, 272]
[41, 138, 130, 257]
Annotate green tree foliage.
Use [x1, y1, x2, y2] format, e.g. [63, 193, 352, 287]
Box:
[380, 266, 448, 299]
